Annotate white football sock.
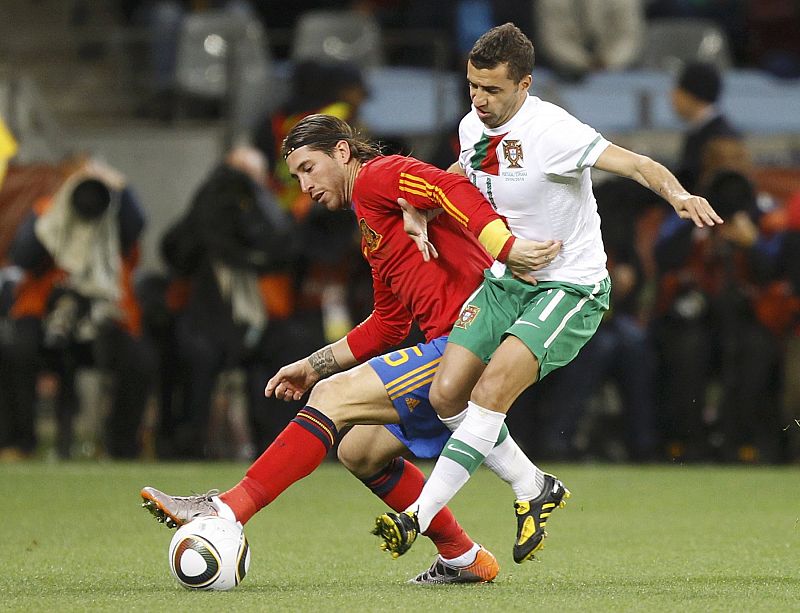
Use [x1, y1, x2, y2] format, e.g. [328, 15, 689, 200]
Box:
[438, 409, 467, 430]
[411, 402, 506, 532]
[441, 542, 480, 567]
[486, 436, 545, 501]
[440, 408, 544, 500]
[211, 496, 237, 523]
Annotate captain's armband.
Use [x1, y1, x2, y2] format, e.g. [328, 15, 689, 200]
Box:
[477, 219, 515, 262]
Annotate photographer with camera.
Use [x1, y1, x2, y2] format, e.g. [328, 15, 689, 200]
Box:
[0, 159, 154, 459]
[157, 146, 309, 459]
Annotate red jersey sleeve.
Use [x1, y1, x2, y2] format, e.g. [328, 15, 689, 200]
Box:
[346, 267, 413, 362]
[393, 157, 516, 262]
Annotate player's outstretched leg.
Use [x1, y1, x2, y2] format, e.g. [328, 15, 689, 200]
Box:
[372, 510, 420, 558]
[141, 487, 226, 528]
[513, 474, 571, 563]
[410, 546, 499, 585]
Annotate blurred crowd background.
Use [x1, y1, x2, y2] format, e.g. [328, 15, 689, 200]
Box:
[2, 0, 800, 465]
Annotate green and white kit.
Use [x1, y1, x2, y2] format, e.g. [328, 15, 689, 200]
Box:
[449, 263, 610, 378]
[455, 94, 615, 374]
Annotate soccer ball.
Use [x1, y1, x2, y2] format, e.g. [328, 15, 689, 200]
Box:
[168, 516, 251, 591]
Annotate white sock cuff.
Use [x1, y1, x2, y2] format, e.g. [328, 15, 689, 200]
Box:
[441, 542, 480, 567]
[211, 496, 237, 523]
[465, 401, 506, 427]
[460, 401, 506, 446]
[439, 408, 467, 432]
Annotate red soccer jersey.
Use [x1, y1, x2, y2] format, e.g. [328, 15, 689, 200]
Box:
[345, 155, 499, 361]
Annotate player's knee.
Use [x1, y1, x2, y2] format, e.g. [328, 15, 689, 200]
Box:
[471, 363, 515, 407]
[337, 438, 379, 478]
[308, 375, 333, 406]
[306, 378, 347, 427]
[430, 375, 468, 418]
[470, 376, 496, 408]
[471, 364, 537, 411]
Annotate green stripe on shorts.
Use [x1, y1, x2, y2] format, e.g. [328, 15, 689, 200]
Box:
[448, 272, 611, 380]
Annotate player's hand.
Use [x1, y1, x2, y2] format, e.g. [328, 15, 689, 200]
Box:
[506, 238, 562, 284]
[673, 192, 724, 228]
[399, 197, 440, 262]
[264, 358, 320, 402]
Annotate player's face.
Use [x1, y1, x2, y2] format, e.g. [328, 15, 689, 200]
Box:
[671, 87, 695, 122]
[286, 143, 351, 211]
[467, 61, 531, 128]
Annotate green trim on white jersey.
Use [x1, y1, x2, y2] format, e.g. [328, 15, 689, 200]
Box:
[459, 96, 611, 285]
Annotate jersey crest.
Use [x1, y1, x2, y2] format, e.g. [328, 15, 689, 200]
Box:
[454, 304, 480, 329]
[502, 139, 523, 168]
[359, 218, 383, 253]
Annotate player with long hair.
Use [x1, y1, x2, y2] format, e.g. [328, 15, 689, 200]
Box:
[142, 113, 560, 584]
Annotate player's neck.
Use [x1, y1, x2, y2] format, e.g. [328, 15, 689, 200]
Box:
[344, 161, 363, 204]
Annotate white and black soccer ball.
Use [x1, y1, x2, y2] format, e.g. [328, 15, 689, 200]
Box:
[168, 516, 251, 591]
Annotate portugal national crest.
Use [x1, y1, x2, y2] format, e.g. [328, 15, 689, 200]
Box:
[502, 139, 523, 168]
[454, 305, 480, 330]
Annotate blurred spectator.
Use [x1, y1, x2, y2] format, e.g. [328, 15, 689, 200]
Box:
[538, 179, 662, 461]
[778, 190, 800, 462]
[453, 1, 494, 62]
[746, 1, 800, 78]
[252, 59, 370, 347]
[646, 0, 748, 66]
[0, 159, 154, 459]
[253, 59, 368, 215]
[534, 0, 644, 80]
[0, 263, 24, 461]
[365, 1, 532, 68]
[157, 146, 311, 458]
[671, 61, 741, 193]
[653, 169, 785, 462]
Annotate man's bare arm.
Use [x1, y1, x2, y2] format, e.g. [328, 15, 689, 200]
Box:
[594, 144, 723, 227]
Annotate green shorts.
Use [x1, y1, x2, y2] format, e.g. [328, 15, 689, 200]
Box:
[449, 269, 611, 379]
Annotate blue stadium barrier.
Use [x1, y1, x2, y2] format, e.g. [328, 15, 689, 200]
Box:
[360, 67, 463, 136]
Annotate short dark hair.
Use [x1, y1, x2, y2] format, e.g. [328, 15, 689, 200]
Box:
[468, 23, 534, 83]
[677, 61, 722, 103]
[704, 169, 756, 218]
[281, 114, 381, 162]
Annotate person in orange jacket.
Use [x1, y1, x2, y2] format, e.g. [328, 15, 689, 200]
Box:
[0, 159, 154, 459]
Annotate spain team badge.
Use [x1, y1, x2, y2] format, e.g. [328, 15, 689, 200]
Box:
[359, 218, 382, 253]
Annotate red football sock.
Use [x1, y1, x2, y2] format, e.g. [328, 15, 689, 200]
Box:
[361, 457, 473, 559]
[220, 407, 337, 525]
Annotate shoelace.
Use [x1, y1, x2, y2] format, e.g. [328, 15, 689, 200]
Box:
[186, 489, 219, 501]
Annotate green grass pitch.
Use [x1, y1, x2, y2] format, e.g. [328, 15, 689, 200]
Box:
[2, 461, 798, 611]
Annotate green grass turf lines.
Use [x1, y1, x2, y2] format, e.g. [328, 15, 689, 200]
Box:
[1, 462, 798, 612]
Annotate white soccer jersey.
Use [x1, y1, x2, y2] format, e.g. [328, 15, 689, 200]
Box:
[459, 95, 610, 284]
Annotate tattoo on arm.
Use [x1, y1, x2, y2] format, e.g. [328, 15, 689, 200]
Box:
[308, 346, 340, 378]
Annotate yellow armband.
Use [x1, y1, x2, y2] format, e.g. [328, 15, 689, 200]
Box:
[478, 219, 514, 261]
